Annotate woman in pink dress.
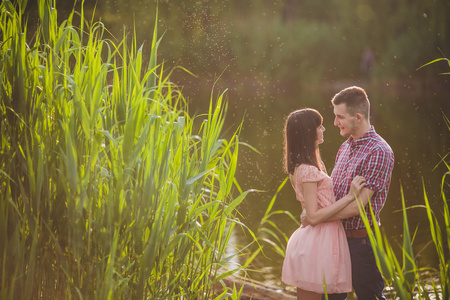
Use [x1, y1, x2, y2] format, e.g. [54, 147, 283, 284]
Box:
[281, 109, 365, 300]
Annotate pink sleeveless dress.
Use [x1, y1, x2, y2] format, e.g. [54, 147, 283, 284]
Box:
[282, 164, 352, 294]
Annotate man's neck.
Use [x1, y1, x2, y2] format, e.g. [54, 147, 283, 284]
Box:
[351, 123, 372, 140]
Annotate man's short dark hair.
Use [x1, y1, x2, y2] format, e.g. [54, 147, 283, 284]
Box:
[331, 86, 370, 120]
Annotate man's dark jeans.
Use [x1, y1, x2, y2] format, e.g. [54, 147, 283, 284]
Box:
[324, 237, 386, 300]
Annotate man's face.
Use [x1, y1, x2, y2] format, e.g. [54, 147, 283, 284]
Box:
[333, 103, 357, 137]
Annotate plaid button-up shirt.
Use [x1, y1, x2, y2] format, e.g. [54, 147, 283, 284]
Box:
[331, 126, 394, 230]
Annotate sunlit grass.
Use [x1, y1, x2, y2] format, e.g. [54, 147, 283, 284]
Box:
[359, 168, 449, 299]
[357, 114, 449, 299]
[0, 0, 253, 298]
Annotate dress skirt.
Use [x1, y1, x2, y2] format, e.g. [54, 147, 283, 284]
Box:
[282, 220, 352, 294]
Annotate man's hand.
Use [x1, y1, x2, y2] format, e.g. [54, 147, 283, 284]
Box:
[300, 210, 309, 227]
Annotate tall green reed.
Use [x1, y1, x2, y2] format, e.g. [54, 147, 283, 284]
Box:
[256, 176, 294, 260]
[238, 176, 298, 284]
[360, 57, 450, 299]
[0, 0, 252, 298]
[359, 116, 449, 299]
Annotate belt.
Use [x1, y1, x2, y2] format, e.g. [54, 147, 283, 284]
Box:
[345, 228, 369, 238]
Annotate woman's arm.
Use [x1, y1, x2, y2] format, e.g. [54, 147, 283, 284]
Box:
[325, 187, 374, 221]
[303, 176, 365, 226]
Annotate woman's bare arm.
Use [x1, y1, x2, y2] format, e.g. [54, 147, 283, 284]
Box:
[301, 176, 366, 226]
[303, 176, 365, 226]
[325, 187, 374, 221]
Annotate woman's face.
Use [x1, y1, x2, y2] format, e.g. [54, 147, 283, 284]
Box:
[316, 124, 325, 145]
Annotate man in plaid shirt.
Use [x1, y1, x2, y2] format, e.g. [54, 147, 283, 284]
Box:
[327, 86, 394, 300]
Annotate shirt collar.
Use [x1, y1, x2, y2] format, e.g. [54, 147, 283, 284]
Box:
[346, 126, 376, 147]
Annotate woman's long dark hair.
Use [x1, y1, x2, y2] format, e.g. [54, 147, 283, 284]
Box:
[283, 108, 323, 174]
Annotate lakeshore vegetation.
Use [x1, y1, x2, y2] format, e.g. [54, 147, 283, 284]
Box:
[0, 1, 255, 298]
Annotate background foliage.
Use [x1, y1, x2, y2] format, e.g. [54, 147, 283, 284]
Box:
[48, 0, 450, 84]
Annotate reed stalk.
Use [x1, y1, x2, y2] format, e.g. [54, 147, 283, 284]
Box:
[359, 115, 450, 299]
[0, 0, 252, 298]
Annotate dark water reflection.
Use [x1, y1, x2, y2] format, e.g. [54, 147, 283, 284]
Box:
[186, 79, 450, 287]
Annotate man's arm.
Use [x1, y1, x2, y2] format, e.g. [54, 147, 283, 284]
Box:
[301, 148, 393, 225]
[328, 146, 393, 221]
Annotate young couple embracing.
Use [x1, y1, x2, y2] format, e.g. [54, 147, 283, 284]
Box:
[281, 86, 395, 300]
